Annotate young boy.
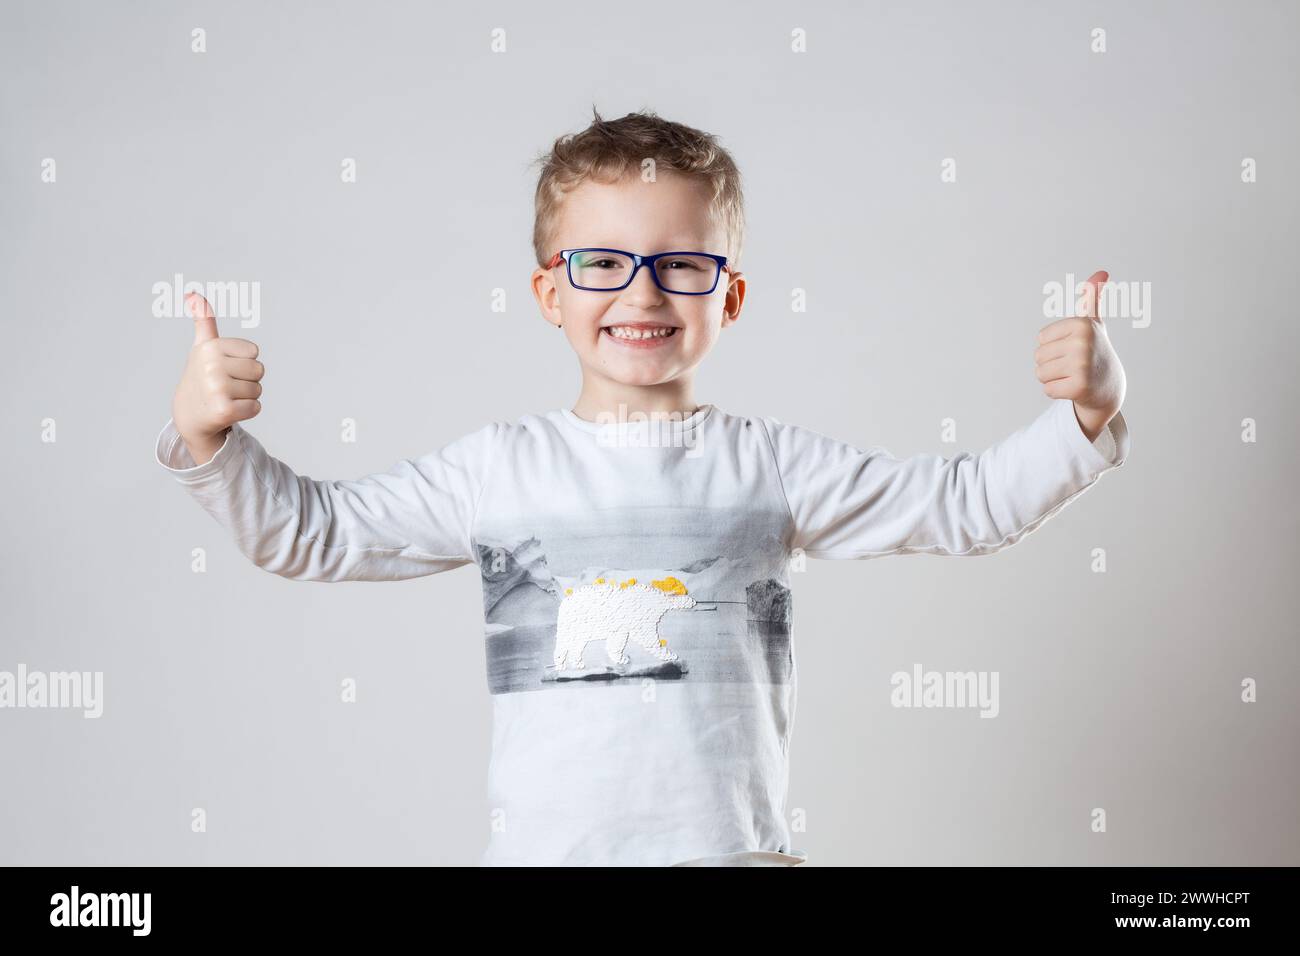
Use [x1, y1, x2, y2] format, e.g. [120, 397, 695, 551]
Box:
[155, 109, 1129, 866]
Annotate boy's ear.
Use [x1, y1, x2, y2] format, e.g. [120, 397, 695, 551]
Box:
[721, 270, 745, 326]
[531, 266, 563, 328]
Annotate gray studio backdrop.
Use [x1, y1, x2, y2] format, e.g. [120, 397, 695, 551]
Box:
[2, 0, 1296, 865]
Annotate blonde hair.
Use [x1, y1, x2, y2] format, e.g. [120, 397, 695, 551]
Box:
[530, 106, 746, 270]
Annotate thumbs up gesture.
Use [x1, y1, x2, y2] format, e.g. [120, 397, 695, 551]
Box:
[171, 292, 265, 465]
[1034, 270, 1127, 443]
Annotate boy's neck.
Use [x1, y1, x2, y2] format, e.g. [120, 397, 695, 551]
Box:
[569, 379, 702, 424]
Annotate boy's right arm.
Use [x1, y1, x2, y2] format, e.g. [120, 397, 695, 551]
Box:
[158, 294, 493, 582]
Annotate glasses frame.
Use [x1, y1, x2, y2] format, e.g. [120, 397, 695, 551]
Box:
[546, 247, 732, 296]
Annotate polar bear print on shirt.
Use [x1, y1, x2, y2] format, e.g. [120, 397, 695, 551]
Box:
[552, 576, 697, 671]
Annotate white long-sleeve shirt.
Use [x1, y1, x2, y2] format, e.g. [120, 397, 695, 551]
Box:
[154, 398, 1129, 865]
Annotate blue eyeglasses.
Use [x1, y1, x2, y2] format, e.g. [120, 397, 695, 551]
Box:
[546, 247, 731, 295]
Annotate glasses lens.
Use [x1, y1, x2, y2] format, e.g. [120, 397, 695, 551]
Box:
[655, 254, 720, 293]
[570, 250, 635, 289]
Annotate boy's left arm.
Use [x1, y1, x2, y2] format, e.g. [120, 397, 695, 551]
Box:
[759, 270, 1129, 559]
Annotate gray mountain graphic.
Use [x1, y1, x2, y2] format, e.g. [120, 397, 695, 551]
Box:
[477, 537, 560, 625]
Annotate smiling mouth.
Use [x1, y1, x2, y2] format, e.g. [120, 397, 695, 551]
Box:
[602, 324, 680, 345]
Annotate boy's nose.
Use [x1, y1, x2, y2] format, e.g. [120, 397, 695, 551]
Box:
[622, 265, 665, 300]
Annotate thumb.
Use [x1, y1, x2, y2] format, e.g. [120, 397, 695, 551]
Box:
[186, 292, 219, 345]
[1080, 269, 1109, 322]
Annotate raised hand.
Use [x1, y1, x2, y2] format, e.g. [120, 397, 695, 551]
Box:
[1034, 269, 1127, 443]
[171, 292, 264, 465]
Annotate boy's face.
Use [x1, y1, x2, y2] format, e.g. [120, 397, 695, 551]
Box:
[531, 170, 745, 392]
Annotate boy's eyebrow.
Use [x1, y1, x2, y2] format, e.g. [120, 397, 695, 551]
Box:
[577, 240, 717, 251]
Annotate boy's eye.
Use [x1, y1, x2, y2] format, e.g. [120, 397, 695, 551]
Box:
[662, 258, 705, 271]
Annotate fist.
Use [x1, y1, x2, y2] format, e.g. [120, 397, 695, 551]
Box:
[171, 292, 264, 464]
[1034, 269, 1126, 442]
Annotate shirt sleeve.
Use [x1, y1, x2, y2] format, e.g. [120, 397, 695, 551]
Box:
[758, 398, 1130, 559]
[153, 417, 499, 581]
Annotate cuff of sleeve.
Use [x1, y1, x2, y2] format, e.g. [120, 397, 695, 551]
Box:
[1053, 400, 1130, 475]
[154, 418, 244, 484]
[1092, 419, 1116, 462]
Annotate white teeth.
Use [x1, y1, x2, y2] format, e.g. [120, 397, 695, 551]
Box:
[607, 326, 676, 340]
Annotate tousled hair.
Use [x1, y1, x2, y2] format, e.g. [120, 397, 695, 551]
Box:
[530, 106, 745, 270]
